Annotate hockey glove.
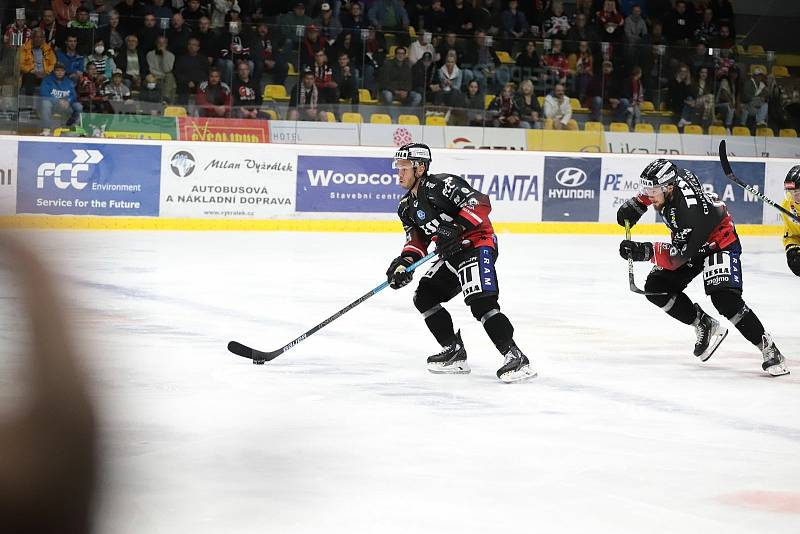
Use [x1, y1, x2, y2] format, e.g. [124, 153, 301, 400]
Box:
[386, 255, 415, 289]
[787, 246, 800, 277]
[616, 197, 647, 227]
[619, 239, 653, 262]
[433, 221, 467, 259]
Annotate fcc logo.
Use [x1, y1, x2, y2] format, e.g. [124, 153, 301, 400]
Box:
[36, 149, 103, 190]
[169, 151, 196, 177]
[555, 167, 587, 188]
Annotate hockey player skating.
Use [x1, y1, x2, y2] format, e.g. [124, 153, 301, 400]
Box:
[385, 143, 535, 383]
[781, 166, 800, 277]
[617, 158, 789, 376]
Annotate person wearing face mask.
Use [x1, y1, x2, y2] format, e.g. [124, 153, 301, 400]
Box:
[137, 73, 165, 114]
[86, 38, 115, 81]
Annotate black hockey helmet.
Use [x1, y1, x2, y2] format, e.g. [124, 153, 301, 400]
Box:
[640, 158, 678, 191]
[393, 143, 432, 171]
[784, 165, 800, 192]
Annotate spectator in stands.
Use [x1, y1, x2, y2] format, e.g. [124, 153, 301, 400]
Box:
[715, 65, 741, 129]
[543, 0, 570, 39]
[488, 82, 521, 127]
[711, 22, 734, 51]
[17, 1, 45, 26]
[642, 43, 669, 103]
[412, 50, 439, 103]
[147, 35, 176, 102]
[464, 79, 486, 126]
[332, 51, 359, 103]
[341, 1, 369, 39]
[422, 0, 447, 35]
[67, 6, 97, 38]
[542, 38, 568, 85]
[436, 33, 465, 68]
[693, 65, 715, 126]
[572, 0, 595, 23]
[409, 31, 436, 66]
[210, 0, 240, 29]
[137, 14, 160, 56]
[574, 40, 594, 102]
[253, 23, 287, 88]
[543, 82, 574, 129]
[515, 78, 541, 128]
[84, 38, 114, 82]
[114, 0, 146, 38]
[363, 27, 386, 92]
[181, 0, 209, 27]
[522, 0, 546, 37]
[192, 17, 216, 61]
[500, 0, 528, 45]
[38, 9, 59, 47]
[463, 30, 503, 95]
[39, 62, 81, 134]
[138, 73, 165, 113]
[5, 10, 32, 45]
[77, 61, 110, 112]
[597, 0, 625, 47]
[56, 35, 85, 83]
[664, 0, 695, 45]
[99, 10, 124, 52]
[435, 50, 464, 106]
[232, 60, 263, 118]
[197, 66, 231, 116]
[147, 0, 173, 21]
[447, 0, 475, 35]
[566, 12, 598, 53]
[624, 4, 647, 65]
[280, 2, 313, 51]
[329, 31, 362, 69]
[741, 65, 768, 128]
[52, 0, 79, 27]
[174, 37, 207, 102]
[588, 60, 626, 123]
[216, 19, 252, 84]
[694, 7, 717, 43]
[379, 46, 420, 107]
[368, 0, 410, 32]
[621, 65, 644, 127]
[688, 41, 713, 74]
[20, 29, 56, 96]
[515, 39, 541, 76]
[311, 49, 337, 103]
[167, 13, 193, 56]
[667, 63, 696, 127]
[103, 68, 133, 109]
[116, 34, 148, 89]
[288, 66, 326, 121]
[315, 2, 342, 41]
[299, 23, 327, 67]
[475, 0, 501, 37]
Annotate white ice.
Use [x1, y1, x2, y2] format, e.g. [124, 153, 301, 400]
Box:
[1, 230, 799, 534]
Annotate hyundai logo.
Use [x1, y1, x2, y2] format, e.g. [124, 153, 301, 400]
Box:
[555, 167, 587, 187]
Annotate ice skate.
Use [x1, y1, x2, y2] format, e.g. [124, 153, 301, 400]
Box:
[427, 330, 470, 374]
[496, 343, 536, 383]
[693, 304, 728, 362]
[760, 334, 789, 376]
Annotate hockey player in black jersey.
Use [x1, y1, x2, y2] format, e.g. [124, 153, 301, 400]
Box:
[617, 159, 789, 376]
[385, 143, 535, 383]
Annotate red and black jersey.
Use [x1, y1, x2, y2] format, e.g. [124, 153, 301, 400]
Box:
[637, 168, 738, 270]
[397, 173, 495, 261]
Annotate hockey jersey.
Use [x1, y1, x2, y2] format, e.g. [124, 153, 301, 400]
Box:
[781, 196, 800, 250]
[397, 173, 494, 261]
[635, 168, 738, 270]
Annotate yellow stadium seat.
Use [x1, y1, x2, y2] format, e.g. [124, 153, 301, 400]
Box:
[747, 44, 765, 56]
[265, 84, 290, 102]
[659, 124, 679, 134]
[387, 45, 397, 59]
[634, 123, 654, 133]
[610, 122, 629, 132]
[708, 125, 727, 136]
[408, 26, 416, 39]
[756, 127, 774, 137]
[263, 109, 278, 120]
[496, 50, 515, 64]
[569, 98, 588, 112]
[684, 125, 703, 135]
[359, 88, 379, 104]
[749, 64, 767, 76]
[772, 65, 789, 78]
[370, 113, 392, 124]
[342, 112, 363, 123]
[735, 44, 745, 55]
[484, 94, 494, 109]
[398, 114, 420, 125]
[287, 63, 297, 75]
[733, 126, 751, 136]
[543, 118, 554, 130]
[325, 111, 336, 122]
[641, 101, 655, 112]
[584, 121, 604, 132]
[780, 128, 798, 138]
[163, 105, 187, 117]
[537, 96, 544, 107]
[425, 115, 446, 126]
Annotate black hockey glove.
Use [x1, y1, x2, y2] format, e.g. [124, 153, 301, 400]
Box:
[616, 197, 648, 227]
[434, 221, 467, 259]
[619, 240, 653, 262]
[386, 255, 415, 289]
[787, 246, 800, 277]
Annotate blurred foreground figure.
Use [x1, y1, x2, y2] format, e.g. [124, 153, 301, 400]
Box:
[0, 235, 97, 534]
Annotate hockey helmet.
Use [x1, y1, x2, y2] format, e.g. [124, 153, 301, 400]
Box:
[393, 143, 432, 170]
[640, 158, 678, 193]
[786, 165, 800, 200]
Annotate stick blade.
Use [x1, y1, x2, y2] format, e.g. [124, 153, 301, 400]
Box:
[228, 341, 281, 363]
[718, 140, 733, 176]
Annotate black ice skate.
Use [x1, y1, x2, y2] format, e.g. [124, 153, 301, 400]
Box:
[427, 330, 470, 374]
[692, 304, 728, 362]
[496, 343, 536, 383]
[760, 334, 790, 376]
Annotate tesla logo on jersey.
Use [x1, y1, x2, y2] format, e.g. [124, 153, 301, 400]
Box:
[555, 167, 587, 187]
[169, 151, 196, 178]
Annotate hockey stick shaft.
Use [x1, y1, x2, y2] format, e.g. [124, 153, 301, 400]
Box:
[718, 140, 800, 224]
[624, 219, 667, 296]
[229, 251, 437, 362]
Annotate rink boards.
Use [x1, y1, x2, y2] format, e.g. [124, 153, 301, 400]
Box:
[0, 135, 795, 233]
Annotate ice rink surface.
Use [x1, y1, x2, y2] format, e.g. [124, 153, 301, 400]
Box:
[1, 230, 798, 534]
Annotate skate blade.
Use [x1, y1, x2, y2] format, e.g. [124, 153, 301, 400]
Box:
[427, 362, 471, 374]
[498, 365, 537, 383]
[698, 328, 728, 362]
[765, 362, 790, 377]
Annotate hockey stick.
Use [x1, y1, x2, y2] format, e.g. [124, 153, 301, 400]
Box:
[718, 139, 800, 224]
[625, 220, 668, 296]
[228, 251, 437, 364]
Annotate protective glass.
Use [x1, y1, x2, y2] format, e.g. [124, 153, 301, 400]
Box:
[392, 159, 415, 170]
[642, 185, 666, 196]
[785, 187, 800, 202]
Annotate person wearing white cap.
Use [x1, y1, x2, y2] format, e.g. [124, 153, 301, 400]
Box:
[314, 2, 342, 41]
[741, 65, 768, 127]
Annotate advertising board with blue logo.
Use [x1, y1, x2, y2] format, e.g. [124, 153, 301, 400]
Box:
[296, 155, 400, 213]
[542, 156, 601, 222]
[17, 141, 161, 216]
